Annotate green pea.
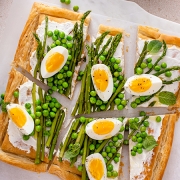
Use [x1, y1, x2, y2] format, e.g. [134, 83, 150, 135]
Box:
[52, 107, 57, 112]
[117, 93, 124, 99]
[136, 133, 141, 138]
[139, 111, 146, 116]
[140, 62, 147, 69]
[67, 42, 73, 49]
[35, 125, 42, 132]
[43, 110, 49, 117]
[118, 117, 123, 122]
[61, 38, 67, 44]
[140, 126, 146, 132]
[114, 64, 119, 70]
[132, 146, 137, 152]
[96, 99, 102, 106]
[112, 136, 118, 142]
[119, 126, 125, 132]
[137, 137, 143, 143]
[46, 120, 52, 127]
[113, 71, 119, 77]
[99, 55, 105, 61]
[36, 112, 42, 117]
[140, 96, 146, 101]
[90, 91, 96, 96]
[135, 98, 141, 104]
[54, 29, 59, 36]
[35, 99, 41, 106]
[107, 164, 113, 171]
[117, 104, 124, 110]
[105, 146, 111, 153]
[147, 62, 153, 69]
[67, 71, 73, 77]
[45, 95, 52, 101]
[117, 67, 122, 72]
[103, 51, 108, 56]
[125, 124, 129, 131]
[66, 35, 72, 41]
[55, 102, 61, 108]
[156, 116, 161, 122]
[114, 82, 119, 88]
[36, 105, 42, 112]
[98, 140, 103, 144]
[116, 59, 121, 64]
[90, 97, 96, 104]
[121, 100, 127, 106]
[107, 171, 112, 177]
[62, 82, 68, 88]
[113, 87, 117, 93]
[134, 117, 139, 122]
[123, 139, 129, 145]
[48, 82, 53, 87]
[112, 171, 118, 177]
[35, 119, 41, 125]
[100, 104, 106, 110]
[131, 150, 136, 156]
[30, 114, 36, 119]
[13, 91, 19, 98]
[161, 62, 167, 68]
[141, 132, 147, 138]
[165, 71, 172, 77]
[146, 57, 152, 63]
[52, 35, 58, 41]
[55, 40, 61, 46]
[65, 0, 71, 4]
[50, 43, 56, 48]
[137, 148, 143, 154]
[110, 57, 116, 63]
[68, 55, 72, 60]
[108, 141, 114, 147]
[50, 112, 56, 118]
[154, 65, 161, 71]
[25, 103, 31, 109]
[114, 141, 121, 147]
[72, 132, 78, 139]
[79, 149, 83, 155]
[77, 165, 83, 172]
[23, 134, 30, 141]
[59, 31, 65, 38]
[114, 98, 121, 105]
[108, 152, 113, 158]
[135, 67, 143, 75]
[114, 157, 119, 163]
[80, 116, 86, 123]
[42, 103, 48, 110]
[136, 143, 143, 148]
[132, 135, 137, 142]
[47, 31, 53, 37]
[89, 144, 95, 151]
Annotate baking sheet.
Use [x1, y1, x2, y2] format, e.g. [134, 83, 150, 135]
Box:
[0, 0, 180, 180]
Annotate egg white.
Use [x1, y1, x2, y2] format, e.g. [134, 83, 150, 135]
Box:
[91, 64, 113, 101]
[85, 118, 122, 140]
[124, 74, 162, 96]
[85, 153, 107, 180]
[41, 46, 68, 78]
[7, 104, 34, 135]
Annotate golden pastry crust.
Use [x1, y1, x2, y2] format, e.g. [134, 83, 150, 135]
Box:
[48, 164, 81, 180]
[0, 2, 90, 174]
[131, 114, 176, 180]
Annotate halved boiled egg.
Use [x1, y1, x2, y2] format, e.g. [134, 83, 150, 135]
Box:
[85, 153, 107, 180]
[7, 104, 34, 135]
[91, 64, 113, 101]
[85, 118, 122, 140]
[41, 46, 68, 78]
[124, 74, 162, 96]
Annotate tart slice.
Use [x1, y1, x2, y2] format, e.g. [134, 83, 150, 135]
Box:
[129, 114, 176, 179]
[72, 25, 127, 116]
[49, 116, 126, 180]
[127, 26, 180, 108]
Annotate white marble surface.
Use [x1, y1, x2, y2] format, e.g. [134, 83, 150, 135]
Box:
[1, 0, 180, 180]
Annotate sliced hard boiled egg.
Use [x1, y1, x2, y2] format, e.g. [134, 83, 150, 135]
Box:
[85, 153, 106, 180]
[85, 118, 122, 140]
[91, 64, 113, 101]
[41, 46, 68, 78]
[124, 74, 162, 96]
[7, 104, 34, 135]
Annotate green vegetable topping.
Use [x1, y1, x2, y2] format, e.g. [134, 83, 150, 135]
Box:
[142, 135, 158, 151]
[147, 40, 162, 54]
[13, 91, 19, 98]
[156, 116, 162, 122]
[158, 91, 176, 105]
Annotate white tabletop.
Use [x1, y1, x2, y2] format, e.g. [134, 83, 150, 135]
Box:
[1, 0, 180, 180]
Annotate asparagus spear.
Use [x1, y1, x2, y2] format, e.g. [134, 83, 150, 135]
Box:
[82, 135, 88, 165]
[82, 165, 87, 180]
[162, 76, 180, 84]
[48, 110, 65, 160]
[134, 41, 148, 73]
[145, 40, 167, 74]
[153, 66, 180, 76]
[95, 139, 110, 153]
[104, 79, 126, 111]
[46, 109, 61, 147]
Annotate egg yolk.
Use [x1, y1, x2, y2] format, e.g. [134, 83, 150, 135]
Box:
[8, 108, 26, 128]
[46, 52, 64, 72]
[93, 120, 114, 135]
[130, 77, 152, 92]
[88, 158, 104, 180]
[93, 69, 108, 92]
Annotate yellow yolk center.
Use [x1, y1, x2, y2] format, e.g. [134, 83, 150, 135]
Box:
[88, 159, 104, 180]
[93, 120, 114, 135]
[8, 108, 26, 128]
[93, 69, 108, 92]
[130, 77, 152, 92]
[46, 52, 64, 72]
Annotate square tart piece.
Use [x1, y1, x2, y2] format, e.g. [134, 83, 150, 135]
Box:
[72, 24, 127, 116]
[129, 114, 177, 180]
[130, 26, 180, 108]
[0, 2, 90, 173]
